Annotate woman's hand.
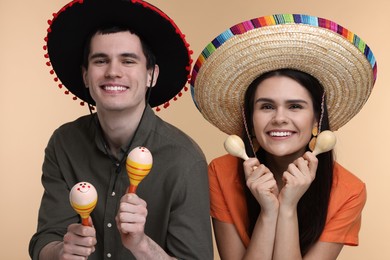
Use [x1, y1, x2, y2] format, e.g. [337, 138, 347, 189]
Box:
[243, 158, 279, 213]
[278, 152, 318, 208]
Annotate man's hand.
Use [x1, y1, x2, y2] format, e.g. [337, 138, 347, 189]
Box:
[116, 193, 148, 252]
[39, 220, 96, 260]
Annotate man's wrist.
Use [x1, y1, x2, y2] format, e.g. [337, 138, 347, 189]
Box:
[39, 241, 63, 260]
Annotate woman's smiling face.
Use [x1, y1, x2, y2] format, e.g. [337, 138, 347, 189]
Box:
[252, 76, 317, 158]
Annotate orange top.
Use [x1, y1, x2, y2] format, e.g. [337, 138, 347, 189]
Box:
[209, 154, 366, 247]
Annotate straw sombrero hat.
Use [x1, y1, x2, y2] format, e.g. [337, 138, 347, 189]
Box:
[45, 0, 192, 110]
[191, 14, 377, 135]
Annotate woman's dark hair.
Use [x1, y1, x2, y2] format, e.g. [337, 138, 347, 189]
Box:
[82, 25, 156, 70]
[242, 68, 334, 255]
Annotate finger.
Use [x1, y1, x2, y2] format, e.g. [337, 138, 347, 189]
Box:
[119, 201, 148, 216]
[295, 157, 309, 170]
[303, 152, 318, 177]
[289, 159, 312, 178]
[243, 158, 260, 175]
[286, 162, 301, 177]
[68, 223, 96, 238]
[248, 170, 274, 184]
[62, 240, 95, 258]
[118, 211, 147, 224]
[282, 170, 293, 183]
[121, 193, 147, 207]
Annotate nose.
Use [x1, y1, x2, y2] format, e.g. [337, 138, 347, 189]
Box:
[272, 108, 288, 124]
[105, 60, 122, 78]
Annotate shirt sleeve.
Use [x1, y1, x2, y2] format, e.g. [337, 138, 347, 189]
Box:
[319, 179, 367, 246]
[209, 159, 234, 223]
[166, 159, 214, 260]
[29, 132, 80, 260]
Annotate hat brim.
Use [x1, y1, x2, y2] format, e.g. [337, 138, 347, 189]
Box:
[46, 0, 190, 108]
[191, 14, 377, 135]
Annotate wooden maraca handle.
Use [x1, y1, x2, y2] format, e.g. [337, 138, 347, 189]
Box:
[128, 185, 138, 194]
[82, 218, 90, 226]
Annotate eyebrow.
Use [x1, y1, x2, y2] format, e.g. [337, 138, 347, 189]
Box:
[255, 98, 309, 104]
[89, 52, 141, 60]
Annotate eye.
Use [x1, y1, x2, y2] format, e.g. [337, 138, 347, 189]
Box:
[92, 58, 108, 65]
[122, 59, 136, 65]
[260, 104, 274, 110]
[289, 104, 303, 110]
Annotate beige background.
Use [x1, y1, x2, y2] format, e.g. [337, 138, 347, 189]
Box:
[1, 0, 389, 259]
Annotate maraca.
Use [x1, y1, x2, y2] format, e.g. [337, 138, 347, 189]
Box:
[126, 146, 153, 193]
[224, 134, 249, 161]
[69, 182, 98, 226]
[311, 130, 337, 156]
[224, 130, 336, 160]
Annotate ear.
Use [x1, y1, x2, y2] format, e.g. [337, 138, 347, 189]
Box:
[312, 121, 319, 136]
[147, 65, 159, 88]
[82, 67, 88, 88]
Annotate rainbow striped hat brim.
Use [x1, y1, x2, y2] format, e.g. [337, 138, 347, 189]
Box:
[191, 14, 377, 135]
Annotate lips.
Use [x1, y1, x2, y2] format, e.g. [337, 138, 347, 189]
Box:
[268, 131, 293, 137]
[102, 85, 128, 91]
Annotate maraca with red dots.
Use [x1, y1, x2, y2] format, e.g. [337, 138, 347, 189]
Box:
[69, 182, 98, 226]
[126, 146, 153, 193]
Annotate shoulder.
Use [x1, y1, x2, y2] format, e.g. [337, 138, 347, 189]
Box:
[330, 162, 367, 208]
[321, 162, 367, 245]
[333, 162, 365, 191]
[53, 114, 94, 135]
[152, 116, 206, 160]
[209, 154, 242, 183]
[209, 154, 242, 169]
[49, 114, 95, 143]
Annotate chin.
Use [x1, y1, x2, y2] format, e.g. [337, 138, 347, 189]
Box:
[266, 147, 306, 158]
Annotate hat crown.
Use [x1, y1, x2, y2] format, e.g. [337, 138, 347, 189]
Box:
[45, 0, 192, 109]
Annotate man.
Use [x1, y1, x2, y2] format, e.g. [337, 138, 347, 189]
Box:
[29, 0, 213, 259]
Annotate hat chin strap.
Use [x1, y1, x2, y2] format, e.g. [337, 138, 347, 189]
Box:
[80, 85, 94, 115]
[107, 66, 156, 191]
[87, 102, 94, 115]
[93, 66, 156, 193]
[241, 106, 258, 158]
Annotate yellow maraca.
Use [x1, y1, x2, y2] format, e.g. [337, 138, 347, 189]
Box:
[126, 146, 153, 193]
[224, 131, 336, 160]
[69, 182, 98, 226]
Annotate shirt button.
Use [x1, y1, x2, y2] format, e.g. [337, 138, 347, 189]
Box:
[111, 191, 116, 196]
[107, 253, 112, 258]
[107, 223, 112, 228]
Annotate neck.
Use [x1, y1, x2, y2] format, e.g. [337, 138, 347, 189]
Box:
[97, 106, 146, 158]
[265, 152, 303, 189]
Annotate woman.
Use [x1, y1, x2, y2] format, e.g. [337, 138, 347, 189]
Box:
[191, 14, 377, 259]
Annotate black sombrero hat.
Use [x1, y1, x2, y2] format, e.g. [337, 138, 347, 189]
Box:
[44, 0, 192, 110]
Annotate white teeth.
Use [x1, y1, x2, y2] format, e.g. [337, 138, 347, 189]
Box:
[269, 132, 292, 137]
[104, 86, 127, 91]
